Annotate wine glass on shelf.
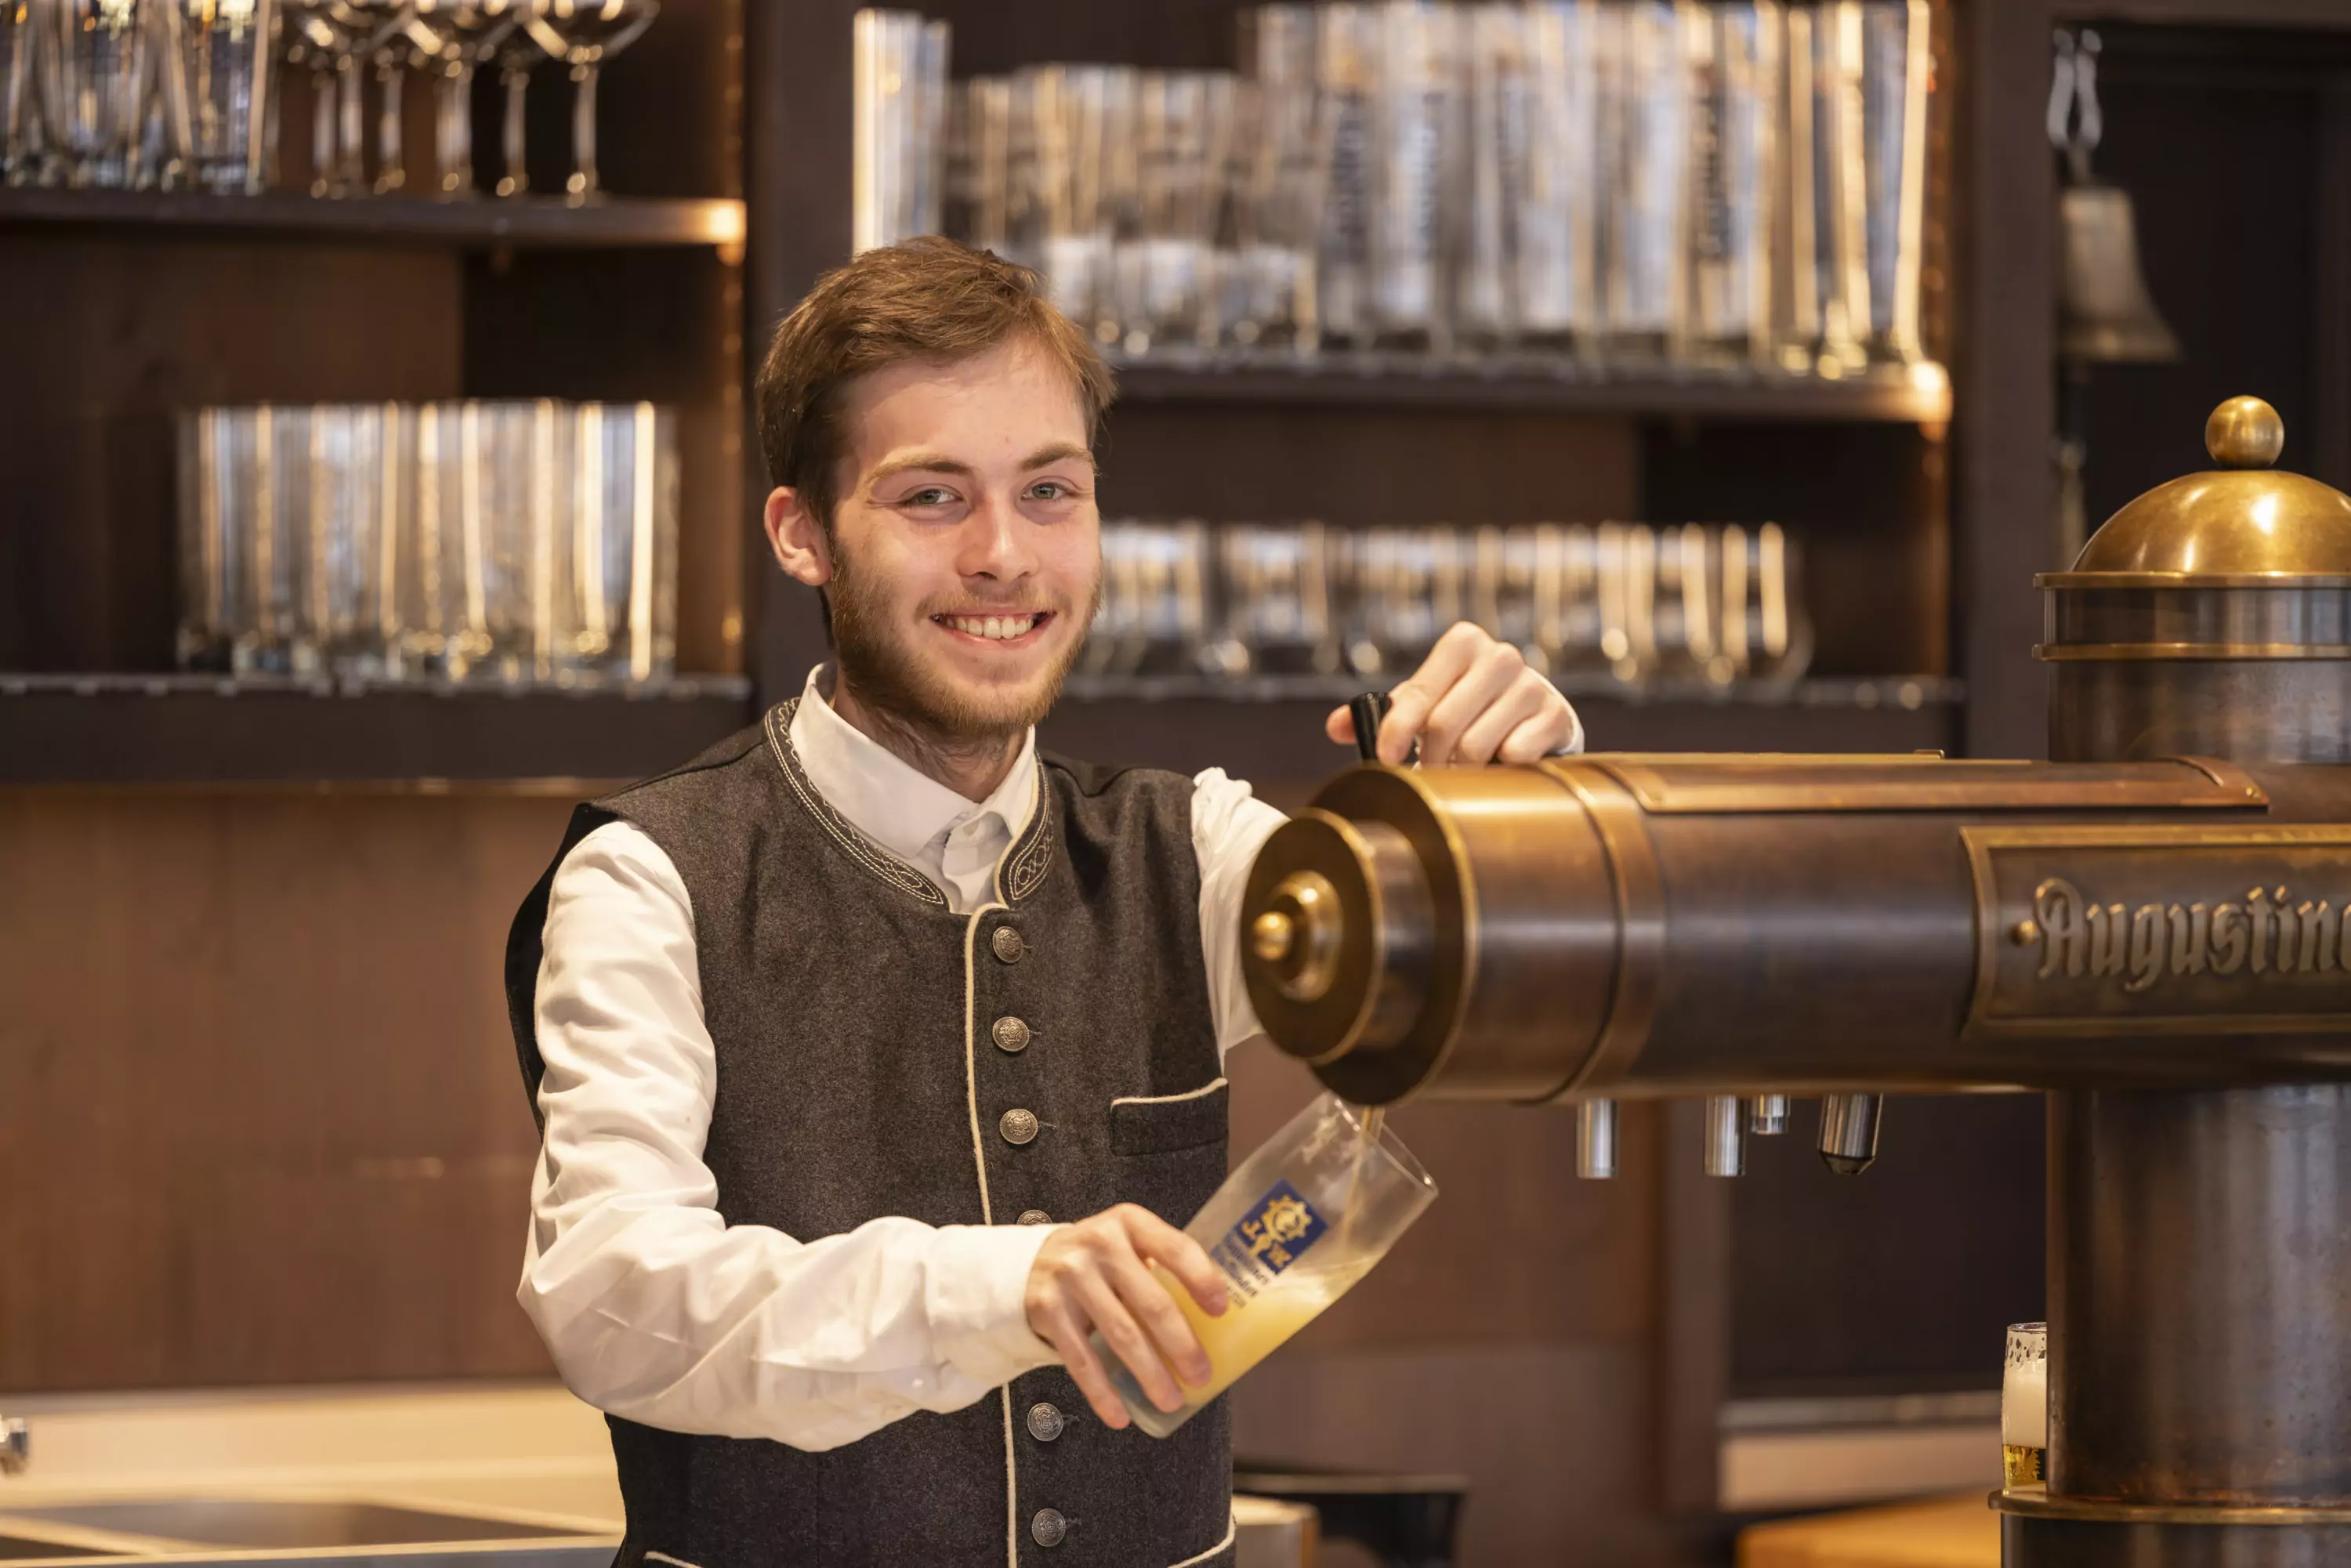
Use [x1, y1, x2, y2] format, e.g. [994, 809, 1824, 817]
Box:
[282, 0, 409, 196]
[522, 0, 655, 204]
[404, 0, 519, 197]
[490, 19, 541, 194]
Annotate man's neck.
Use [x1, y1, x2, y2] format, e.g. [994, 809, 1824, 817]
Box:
[829, 673, 1025, 803]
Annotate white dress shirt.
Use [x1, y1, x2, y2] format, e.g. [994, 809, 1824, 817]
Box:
[520, 668, 1290, 1451]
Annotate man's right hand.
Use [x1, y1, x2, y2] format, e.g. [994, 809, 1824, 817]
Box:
[1023, 1204, 1229, 1429]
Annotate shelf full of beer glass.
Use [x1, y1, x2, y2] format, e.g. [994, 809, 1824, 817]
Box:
[1069, 518, 1962, 707]
[861, 2, 1944, 421]
[176, 400, 683, 693]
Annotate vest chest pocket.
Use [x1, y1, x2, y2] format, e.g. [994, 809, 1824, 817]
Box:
[1109, 1078, 1230, 1156]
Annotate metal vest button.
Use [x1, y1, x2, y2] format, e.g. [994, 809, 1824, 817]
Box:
[999, 1108, 1040, 1146]
[992, 926, 1025, 963]
[1026, 1403, 1065, 1442]
[992, 1016, 1031, 1053]
[1017, 1209, 1052, 1226]
[1031, 1508, 1067, 1548]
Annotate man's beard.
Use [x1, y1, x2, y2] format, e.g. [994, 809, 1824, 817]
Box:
[826, 547, 1099, 747]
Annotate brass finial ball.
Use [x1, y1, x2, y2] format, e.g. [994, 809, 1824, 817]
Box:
[2205, 396, 2285, 469]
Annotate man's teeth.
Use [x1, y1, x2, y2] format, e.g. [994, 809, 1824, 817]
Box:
[944, 614, 1040, 640]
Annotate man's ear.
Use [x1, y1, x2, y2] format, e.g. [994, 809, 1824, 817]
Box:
[765, 487, 832, 588]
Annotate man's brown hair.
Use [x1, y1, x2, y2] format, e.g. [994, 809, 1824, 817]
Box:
[755, 237, 1116, 531]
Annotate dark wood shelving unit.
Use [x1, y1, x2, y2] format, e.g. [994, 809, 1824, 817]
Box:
[1107, 352, 1953, 425]
[0, 675, 752, 784]
[0, 189, 747, 250]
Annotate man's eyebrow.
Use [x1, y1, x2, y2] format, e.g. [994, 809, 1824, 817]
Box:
[865, 452, 977, 486]
[1020, 442, 1096, 471]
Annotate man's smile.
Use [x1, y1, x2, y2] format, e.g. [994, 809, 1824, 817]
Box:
[933, 610, 1055, 646]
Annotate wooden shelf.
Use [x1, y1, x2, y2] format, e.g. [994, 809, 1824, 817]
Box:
[1106, 349, 1953, 424]
[0, 675, 752, 784]
[0, 188, 747, 250]
[1041, 676, 1964, 780]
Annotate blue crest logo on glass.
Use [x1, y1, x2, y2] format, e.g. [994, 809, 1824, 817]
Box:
[1209, 1179, 1328, 1298]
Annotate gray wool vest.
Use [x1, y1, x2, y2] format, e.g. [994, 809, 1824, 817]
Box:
[505, 701, 1236, 1568]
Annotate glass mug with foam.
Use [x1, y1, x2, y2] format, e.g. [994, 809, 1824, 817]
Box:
[1093, 1092, 1436, 1438]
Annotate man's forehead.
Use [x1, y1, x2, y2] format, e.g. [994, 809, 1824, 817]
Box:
[842, 336, 1089, 469]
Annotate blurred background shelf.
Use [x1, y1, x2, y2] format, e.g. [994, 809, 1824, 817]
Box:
[1107, 351, 1954, 424]
[0, 674, 753, 784]
[0, 189, 748, 249]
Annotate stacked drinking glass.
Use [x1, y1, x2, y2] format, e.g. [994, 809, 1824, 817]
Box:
[177, 399, 679, 685]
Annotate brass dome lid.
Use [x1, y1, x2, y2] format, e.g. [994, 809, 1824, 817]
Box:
[2040, 397, 2351, 587]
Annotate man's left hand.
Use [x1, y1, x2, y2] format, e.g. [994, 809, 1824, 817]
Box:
[1322, 622, 1581, 766]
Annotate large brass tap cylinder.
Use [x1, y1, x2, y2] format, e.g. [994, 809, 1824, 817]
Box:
[1241, 754, 2351, 1106]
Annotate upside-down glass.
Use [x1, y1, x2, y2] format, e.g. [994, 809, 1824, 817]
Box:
[1118, 70, 1228, 353]
[1520, 0, 1599, 348]
[851, 8, 945, 247]
[523, 0, 656, 201]
[1686, 2, 1777, 364]
[2, 0, 38, 184]
[1346, 526, 1467, 677]
[1233, 5, 1320, 352]
[34, 0, 153, 188]
[1095, 1092, 1436, 1439]
[1368, 0, 1458, 349]
[1204, 523, 1344, 679]
[567, 400, 679, 683]
[1592, 0, 1688, 357]
[296, 402, 404, 678]
[165, 0, 273, 194]
[1456, 5, 1527, 349]
[176, 404, 307, 673]
[460, 397, 574, 681]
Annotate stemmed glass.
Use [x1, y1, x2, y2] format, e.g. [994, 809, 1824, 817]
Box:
[282, 0, 409, 196]
[521, 0, 654, 203]
[404, 0, 518, 196]
[490, 19, 539, 193]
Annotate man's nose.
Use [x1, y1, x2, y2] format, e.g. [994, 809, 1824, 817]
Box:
[957, 492, 1038, 581]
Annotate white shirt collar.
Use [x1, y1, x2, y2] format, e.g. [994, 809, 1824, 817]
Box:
[788, 664, 1040, 867]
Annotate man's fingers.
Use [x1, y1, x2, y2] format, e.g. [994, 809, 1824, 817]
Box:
[1450, 671, 1550, 764]
[1419, 643, 1527, 765]
[1105, 1254, 1212, 1387]
[1037, 1299, 1133, 1429]
[1074, 1273, 1186, 1412]
[1381, 624, 1486, 764]
[1129, 1221, 1229, 1319]
[1324, 705, 1356, 746]
[1497, 698, 1576, 763]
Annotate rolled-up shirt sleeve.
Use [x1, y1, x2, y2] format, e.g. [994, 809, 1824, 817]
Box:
[519, 820, 1058, 1453]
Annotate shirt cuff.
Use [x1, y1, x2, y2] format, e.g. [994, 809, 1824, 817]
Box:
[926, 1222, 1062, 1388]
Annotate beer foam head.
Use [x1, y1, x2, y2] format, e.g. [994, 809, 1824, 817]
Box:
[2001, 1356, 2048, 1448]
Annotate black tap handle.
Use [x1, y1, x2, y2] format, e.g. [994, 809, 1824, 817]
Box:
[1349, 691, 1419, 766]
[1347, 692, 1389, 761]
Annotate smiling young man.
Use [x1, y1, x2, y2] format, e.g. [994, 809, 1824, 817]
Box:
[505, 239, 1581, 1568]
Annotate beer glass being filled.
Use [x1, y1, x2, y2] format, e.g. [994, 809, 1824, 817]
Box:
[1094, 1093, 1437, 1437]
